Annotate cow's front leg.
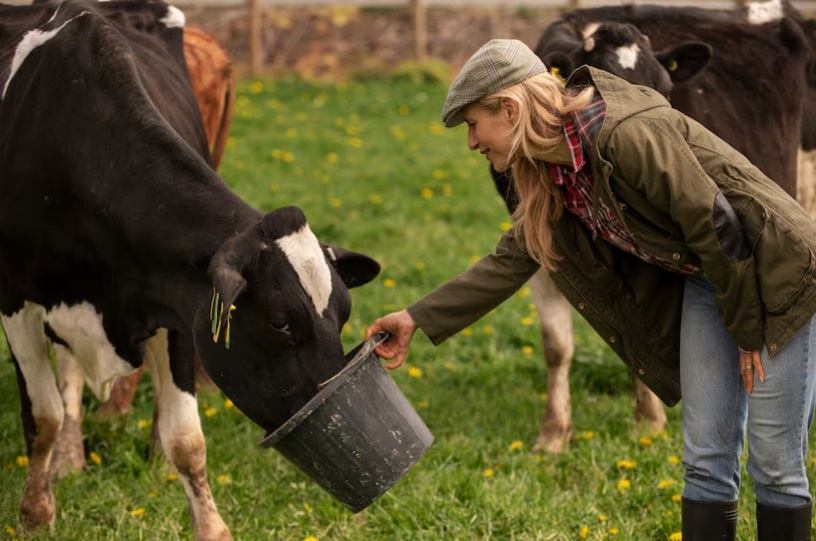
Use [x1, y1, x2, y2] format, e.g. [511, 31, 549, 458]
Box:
[529, 270, 575, 454]
[51, 344, 87, 477]
[3, 304, 63, 529]
[146, 329, 232, 541]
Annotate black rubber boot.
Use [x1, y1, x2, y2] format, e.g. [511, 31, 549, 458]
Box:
[757, 500, 812, 541]
[682, 498, 737, 541]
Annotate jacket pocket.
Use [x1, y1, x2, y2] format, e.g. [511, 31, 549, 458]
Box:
[743, 198, 815, 314]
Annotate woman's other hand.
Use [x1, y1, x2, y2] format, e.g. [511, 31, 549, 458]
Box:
[366, 309, 418, 369]
[738, 347, 766, 394]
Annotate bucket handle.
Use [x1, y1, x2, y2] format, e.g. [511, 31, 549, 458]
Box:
[317, 332, 393, 391]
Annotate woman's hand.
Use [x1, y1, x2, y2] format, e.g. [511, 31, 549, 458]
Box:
[738, 347, 765, 394]
[366, 309, 417, 369]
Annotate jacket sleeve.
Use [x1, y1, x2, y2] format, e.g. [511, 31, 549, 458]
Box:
[407, 226, 541, 345]
[606, 116, 764, 350]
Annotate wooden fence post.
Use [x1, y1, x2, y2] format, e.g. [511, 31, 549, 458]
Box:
[249, 0, 262, 76]
[411, 0, 427, 61]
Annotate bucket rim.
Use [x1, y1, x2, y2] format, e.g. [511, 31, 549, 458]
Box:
[257, 332, 391, 449]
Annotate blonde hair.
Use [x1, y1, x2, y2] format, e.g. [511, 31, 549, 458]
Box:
[470, 72, 596, 270]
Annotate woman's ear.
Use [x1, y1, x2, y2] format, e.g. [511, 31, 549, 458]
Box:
[501, 97, 519, 124]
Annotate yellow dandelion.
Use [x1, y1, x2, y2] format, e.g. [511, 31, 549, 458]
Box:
[225, 399, 234, 409]
[668, 455, 681, 465]
[129, 508, 145, 517]
[6, 526, 16, 536]
[540, 392, 548, 401]
[286, 128, 298, 139]
[390, 126, 406, 141]
[205, 407, 218, 418]
[330, 198, 342, 208]
[442, 184, 453, 196]
[90, 452, 102, 466]
[271, 149, 285, 159]
[303, 503, 312, 512]
[345, 124, 361, 136]
[658, 479, 677, 489]
[669, 533, 682, 541]
[167, 473, 179, 482]
[616, 459, 637, 470]
[609, 528, 619, 535]
[617, 479, 631, 492]
[520, 316, 534, 326]
[579, 526, 589, 539]
[417, 401, 429, 408]
[509, 440, 524, 451]
[672, 494, 682, 503]
[521, 345, 534, 356]
[468, 255, 481, 265]
[639, 436, 652, 446]
[248, 81, 264, 94]
[138, 419, 151, 428]
[369, 194, 383, 205]
[415, 262, 426, 271]
[432, 169, 449, 179]
[383, 278, 396, 288]
[518, 286, 531, 298]
[398, 105, 410, 116]
[282, 151, 295, 163]
[326, 153, 339, 164]
[484, 468, 494, 478]
[148, 492, 157, 498]
[500, 222, 512, 232]
[420, 187, 433, 199]
[483, 326, 494, 335]
[304, 537, 319, 541]
[659, 431, 670, 440]
[15, 456, 28, 468]
[408, 367, 422, 379]
[217, 474, 231, 485]
[430, 124, 444, 135]
[347, 137, 363, 148]
[598, 515, 607, 522]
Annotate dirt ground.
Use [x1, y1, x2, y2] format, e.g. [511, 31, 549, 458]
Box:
[182, 5, 564, 80]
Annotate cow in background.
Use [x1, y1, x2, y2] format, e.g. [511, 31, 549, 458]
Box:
[0, 2, 379, 538]
[499, 0, 816, 453]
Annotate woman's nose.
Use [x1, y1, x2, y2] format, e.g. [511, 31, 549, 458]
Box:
[467, 131, 478, 151]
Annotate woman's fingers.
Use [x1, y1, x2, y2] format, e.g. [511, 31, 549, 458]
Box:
[739, 349, 765, 394]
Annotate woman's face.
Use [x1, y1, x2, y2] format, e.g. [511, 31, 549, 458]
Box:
[463, 99, 517, 173]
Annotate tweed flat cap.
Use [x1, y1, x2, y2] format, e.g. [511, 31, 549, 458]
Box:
[441, 39, 547, 128]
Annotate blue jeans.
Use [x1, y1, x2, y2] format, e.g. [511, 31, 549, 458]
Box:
[680, 274, 816, 507]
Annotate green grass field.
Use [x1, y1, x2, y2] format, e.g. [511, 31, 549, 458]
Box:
[0, 75, 814, 541]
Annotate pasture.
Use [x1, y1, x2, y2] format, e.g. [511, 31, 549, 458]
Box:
[0, 74, 813, 541]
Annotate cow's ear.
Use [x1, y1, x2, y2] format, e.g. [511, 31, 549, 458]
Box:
[322, 244, 381, 289]
[656, 42, 713, 83]
[209, 264, 247, 310]
[542, 52, 576, 81]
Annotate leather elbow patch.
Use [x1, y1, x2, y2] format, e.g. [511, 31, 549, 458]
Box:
[713, 192, 751, 261]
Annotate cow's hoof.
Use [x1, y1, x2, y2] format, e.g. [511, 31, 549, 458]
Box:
[20, 489, 56, 530]
[50, 416, 86, 478]
[532, 424, 572, 454]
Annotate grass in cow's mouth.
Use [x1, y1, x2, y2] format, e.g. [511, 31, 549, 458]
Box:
[1, 75, 814, 541]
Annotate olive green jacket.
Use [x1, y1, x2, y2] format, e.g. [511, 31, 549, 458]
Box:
[408, 66, 816, 406]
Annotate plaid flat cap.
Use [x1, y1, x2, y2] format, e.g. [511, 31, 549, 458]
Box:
[441, 39, 547, 128]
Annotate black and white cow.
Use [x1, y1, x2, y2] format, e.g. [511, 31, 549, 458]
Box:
[496, 0, 816, 454]
[0, 1, 379, 538]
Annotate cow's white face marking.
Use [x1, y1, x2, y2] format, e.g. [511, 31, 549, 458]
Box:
[160, 6, 185, 29]
[275, 225, 333, 317]
[2, 10, 89, 100]
[747, 0, 783, 25]
[616, 44, 640, 70]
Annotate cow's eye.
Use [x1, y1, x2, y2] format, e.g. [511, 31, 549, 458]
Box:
[269, 322, 291, 335]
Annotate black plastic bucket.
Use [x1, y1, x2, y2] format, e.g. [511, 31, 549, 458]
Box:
[258, 333, 434, 513]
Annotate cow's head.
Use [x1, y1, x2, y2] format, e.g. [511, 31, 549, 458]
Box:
[192, 206, 380, 433]
[536, 21, 712, 97]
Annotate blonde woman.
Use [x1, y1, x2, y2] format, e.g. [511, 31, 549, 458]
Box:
[366, 39, 816, 540]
